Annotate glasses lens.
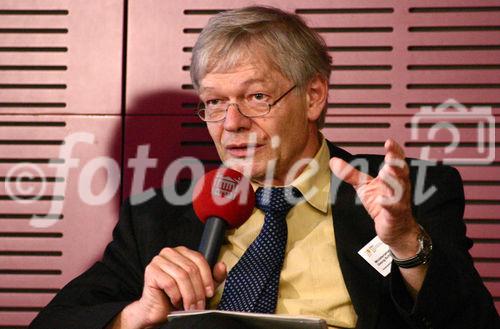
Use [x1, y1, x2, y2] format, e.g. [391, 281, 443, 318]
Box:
[197, 102, 226, 121]
[240, 100, 270, 117]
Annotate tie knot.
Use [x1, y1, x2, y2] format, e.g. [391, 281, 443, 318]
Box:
[255, 186, 302, 215]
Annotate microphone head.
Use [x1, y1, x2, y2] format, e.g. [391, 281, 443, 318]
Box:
[193, 168, 255, 229]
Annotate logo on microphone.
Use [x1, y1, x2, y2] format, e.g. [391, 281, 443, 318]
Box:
[212, 173, 241, 200]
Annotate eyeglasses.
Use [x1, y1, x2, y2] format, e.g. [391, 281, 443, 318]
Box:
[196, 85, 296, 122]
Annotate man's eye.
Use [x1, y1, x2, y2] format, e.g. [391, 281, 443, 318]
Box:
[252, 93, 268, 102]
[206, 99, 221, 107]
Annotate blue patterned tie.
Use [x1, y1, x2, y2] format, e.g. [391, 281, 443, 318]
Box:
[218, 186, 302, 313]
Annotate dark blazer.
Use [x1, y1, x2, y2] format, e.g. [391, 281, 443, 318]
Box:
[29, 143, 499, 329]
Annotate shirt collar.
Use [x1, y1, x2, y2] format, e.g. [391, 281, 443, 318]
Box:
[289, 137, 330, 214]
[250, 136, 331, 214]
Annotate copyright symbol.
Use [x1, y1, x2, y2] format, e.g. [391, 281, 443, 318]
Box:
[5, 163, 47, 204]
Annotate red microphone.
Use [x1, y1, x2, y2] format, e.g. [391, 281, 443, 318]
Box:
[193, 167, 255, 268]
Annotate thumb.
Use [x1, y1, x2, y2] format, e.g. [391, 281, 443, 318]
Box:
[329, 157, 372, 188]
[213, 261, 227, 288]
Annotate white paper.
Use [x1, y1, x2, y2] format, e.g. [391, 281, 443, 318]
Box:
[358, 235, 392, 277]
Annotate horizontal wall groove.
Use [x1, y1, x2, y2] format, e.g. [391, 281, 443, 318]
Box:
[0, 287, 60, 293]
[183, 28, 202, 33]
[0, 177, 65, 182]
[0, 195, 64, 201]
[0, 250, 62, 256]
[407, 102, 500, 108]
[328, 103, 391, 108]
[200, 159, 222, 165]
[0, 139, 64, 145]
[0, 65, 67, 71]
[453, 162, 500, 167]
[409, 6, 500, 13]
[407, 83, 500, 89]
[0, 102, 66, 108]
[314, 27, 393, 33]
[465, 219, 500, 224]
[180, 141, 214, 146]
[466, 200, 500, 205]
[183, 9, 225, 15]
[405, 123, 500, 128]
[408, 45, 500, 51]
[334, 142, 386, 147]
[323, 123, 391, 128]
[0, 84, 66, 89]
[409, 26, 500, 32]
[0, 269, 61, 275]
[0, 28, 68, 34]
[0, 232, 63, 238]
[474, 258, 500, 262]
[328, 46, 393, 51]
[0, 306, 43, 312]
[472, 238, 500, 243]
[332, 65, 392, 71]
[0, 121, 66, 127]
[330, 84, 392, 90]
[405, 142, 500, 147]
[0, 9, 69, 15]
[0, 214, 62, 219]
[0, 47, 68, 52]
[0, 158, 64, 164]
[181, 122, 204, 128]
[296, 8, 394, 14]
[463, 181, 500, 186]
[407, 64, 500, 70]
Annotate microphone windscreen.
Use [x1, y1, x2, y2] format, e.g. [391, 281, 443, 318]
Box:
[192, 168, 255, 229]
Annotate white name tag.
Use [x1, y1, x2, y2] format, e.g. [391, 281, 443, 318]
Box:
[358, 236, 392, 277]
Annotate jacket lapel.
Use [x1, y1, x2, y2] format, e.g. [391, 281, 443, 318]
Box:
[327, 142, 382, 329]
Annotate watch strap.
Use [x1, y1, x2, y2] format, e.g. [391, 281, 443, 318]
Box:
[389, 225, 432, 269]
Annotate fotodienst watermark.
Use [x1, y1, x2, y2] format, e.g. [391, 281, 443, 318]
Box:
[3, 101, 494, 228]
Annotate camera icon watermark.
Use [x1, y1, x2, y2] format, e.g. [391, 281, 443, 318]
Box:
[410, 99, 495, 164]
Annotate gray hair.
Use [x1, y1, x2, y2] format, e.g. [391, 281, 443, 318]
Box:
[190, 6, 331, 128]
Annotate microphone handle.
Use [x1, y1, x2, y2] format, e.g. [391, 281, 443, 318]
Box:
[198, 216, 228, 269]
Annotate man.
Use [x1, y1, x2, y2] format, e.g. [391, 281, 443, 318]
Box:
[30, 6, 498, 329]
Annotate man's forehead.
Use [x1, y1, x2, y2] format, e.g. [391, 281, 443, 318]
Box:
[200, 76, 272, 91]
[199, 63, 285, 92]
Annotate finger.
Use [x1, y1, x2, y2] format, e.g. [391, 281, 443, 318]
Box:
[384, 138, 405, 159]
[160, 248, 206, 309]
[146, 259, 183, 309]
[330, 157, 372, 188]
[176, 246, 215, 299]
[213, 261, 227, 288]
[379, 159, 408, 181]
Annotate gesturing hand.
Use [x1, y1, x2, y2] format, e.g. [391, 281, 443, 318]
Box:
[329, 139, 420, 255]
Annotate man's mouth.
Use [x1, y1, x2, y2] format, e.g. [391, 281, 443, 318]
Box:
[225, 143, 264, 157]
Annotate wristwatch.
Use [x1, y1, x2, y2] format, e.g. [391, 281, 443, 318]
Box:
[389, 225, 433, 269]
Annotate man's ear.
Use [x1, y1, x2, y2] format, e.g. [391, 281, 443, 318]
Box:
[305, 75, 328, 122]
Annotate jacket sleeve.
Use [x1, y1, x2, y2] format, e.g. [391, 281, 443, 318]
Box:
[29, 199, 144, 329]
[389, 165, 499, 329]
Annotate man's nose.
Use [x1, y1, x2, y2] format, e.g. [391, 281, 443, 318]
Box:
[223, 104, 252, 132]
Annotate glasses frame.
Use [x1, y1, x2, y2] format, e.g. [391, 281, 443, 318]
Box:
[196, 84, 297, 122]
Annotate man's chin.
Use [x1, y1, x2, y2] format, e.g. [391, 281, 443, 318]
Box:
[223, 158, 264, 179]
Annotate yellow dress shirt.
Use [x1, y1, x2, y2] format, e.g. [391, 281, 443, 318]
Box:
[209, 139, 357, 329]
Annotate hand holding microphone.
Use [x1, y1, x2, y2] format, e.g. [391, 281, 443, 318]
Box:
[120, 168, 254, 328]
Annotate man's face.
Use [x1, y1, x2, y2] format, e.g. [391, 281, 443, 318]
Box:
[198, 60, 321, 185]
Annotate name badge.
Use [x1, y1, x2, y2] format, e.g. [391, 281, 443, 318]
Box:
[358, 236, 392, 277]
